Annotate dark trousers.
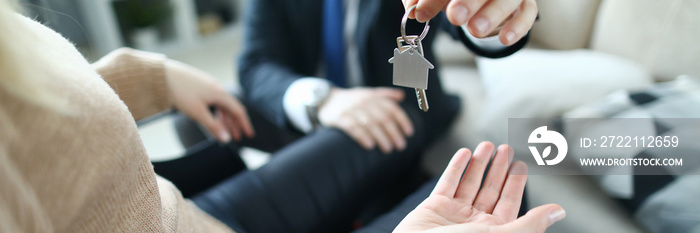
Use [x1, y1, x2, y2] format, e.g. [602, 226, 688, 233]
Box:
[153, 100, 526, 233]
[155, 101, 430, 232]
[189, 147, 526, 233]
[192, 127, 426, 233]
[152, 101, 305, 198]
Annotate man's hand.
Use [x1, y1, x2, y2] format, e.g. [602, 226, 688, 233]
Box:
[318, 87, 414, 154]
[166, 60, 255, 143]
[402, 0, 537, 46]
[394, 142, 566, 233]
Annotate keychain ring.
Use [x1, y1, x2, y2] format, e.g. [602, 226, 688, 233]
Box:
[401, 4, 430, 45]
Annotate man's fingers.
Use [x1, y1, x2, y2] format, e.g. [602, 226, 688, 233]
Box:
[455, 141, 494, 202]
[493, 161, 528, 222]
[337, 115, 375, 150]
[416, 0, 450, 22]
[404, 0, 420, 19]
[377, 99, 414, 136]
[449, 0, 488, 26]
[499, 0, 537, 45]
[446, 0, 487, 26]
[468, 0, 522, 38]
[384, 122, 407, 151]
[472, 144, 511, 213]
[366, 103, 406, 151]
[361, 111, 394, 154]
[372, 87, 405, 101]
[431, 148, 472, 197]
[493, 204, 565, 233]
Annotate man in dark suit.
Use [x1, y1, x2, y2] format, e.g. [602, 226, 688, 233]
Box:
[238, 0, 535, 154]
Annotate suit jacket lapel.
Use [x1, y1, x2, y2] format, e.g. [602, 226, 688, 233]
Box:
[286, 0, 323, 75]
[356, 0, 380, 80]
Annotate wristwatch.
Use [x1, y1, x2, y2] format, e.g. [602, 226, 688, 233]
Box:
[304, 82, 332, 130]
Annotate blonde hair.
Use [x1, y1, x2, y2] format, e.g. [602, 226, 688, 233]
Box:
[0, 0, 63, 110]
[0, 0, 71, 140]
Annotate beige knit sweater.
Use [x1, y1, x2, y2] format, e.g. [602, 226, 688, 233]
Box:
[0, 15, 234, 232]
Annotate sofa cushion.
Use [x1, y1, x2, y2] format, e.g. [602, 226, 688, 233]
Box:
[558, 76, 700, 233]
[529, 0, 601, 50]
[474, 49, 652, 143]
[591, 0, 700, 81]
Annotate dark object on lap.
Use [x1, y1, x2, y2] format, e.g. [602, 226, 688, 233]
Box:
[152, 140, 247, 198]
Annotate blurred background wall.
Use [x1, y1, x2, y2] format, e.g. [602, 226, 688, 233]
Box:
[20, 0, 243, 61]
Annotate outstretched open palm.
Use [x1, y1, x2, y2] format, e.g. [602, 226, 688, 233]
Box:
[394, 142, 565, 233]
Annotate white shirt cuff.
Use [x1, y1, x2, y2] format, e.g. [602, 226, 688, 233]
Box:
[283, 77, 332, 133]
[460, 25, 508, 52]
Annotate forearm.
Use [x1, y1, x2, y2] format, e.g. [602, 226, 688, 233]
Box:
[93, 48, 173, 121]
[237, 0, 311, 129]
[238, 60, 300, 128]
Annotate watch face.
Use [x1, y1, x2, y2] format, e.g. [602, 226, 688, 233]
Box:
[308, 84, 330, 106]
[312, 87, 323, 98]
[309, 88, 322, 105]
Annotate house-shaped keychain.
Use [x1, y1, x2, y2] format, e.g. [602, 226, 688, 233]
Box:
[388, 47, 434, 90]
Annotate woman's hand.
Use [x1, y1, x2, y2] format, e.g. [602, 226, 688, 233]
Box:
[165, 60, 254, 143]
[394, 142, 565, 233]
[402, 0, 537, 45]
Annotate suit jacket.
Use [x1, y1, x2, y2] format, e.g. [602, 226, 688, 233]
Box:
[238, 0, 528, 141]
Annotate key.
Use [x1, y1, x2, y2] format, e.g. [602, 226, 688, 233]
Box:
[389, 36, 434, 112]
[390, 4, 433, 112]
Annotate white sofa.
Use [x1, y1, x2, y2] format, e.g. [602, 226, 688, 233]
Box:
[425, 1, 700, 232]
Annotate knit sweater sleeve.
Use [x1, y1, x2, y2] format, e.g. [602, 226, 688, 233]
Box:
[93, 48, 173, 121]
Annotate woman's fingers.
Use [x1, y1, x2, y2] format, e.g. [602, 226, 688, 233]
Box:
[217, 109, 240, 141]
[455, 141, 494, 202]
[214, 93, 255, 139]
[493, 204, 565, 233]
[431, 148, 472, 197]
[190, 104, 230, 143]
[472, 144, 511, 213]
[492, 161, 529, 222]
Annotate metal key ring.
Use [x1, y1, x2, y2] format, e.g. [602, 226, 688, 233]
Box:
[401, 4, 430, 45]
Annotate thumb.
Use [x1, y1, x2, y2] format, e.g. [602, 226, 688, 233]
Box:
[493, 204, 566, 233]
[372, 87, 405, 101]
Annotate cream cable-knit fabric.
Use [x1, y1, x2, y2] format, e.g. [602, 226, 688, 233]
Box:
[0, 14, 233, 232]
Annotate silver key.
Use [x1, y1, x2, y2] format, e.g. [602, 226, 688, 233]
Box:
[389, 36, 434, 112]
[388, 5, 433, 112]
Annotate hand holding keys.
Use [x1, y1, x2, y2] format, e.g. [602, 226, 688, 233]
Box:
[389, 4, 433, 112]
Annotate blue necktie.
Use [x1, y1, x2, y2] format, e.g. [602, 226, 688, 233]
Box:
[322, 0, 346, 87]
